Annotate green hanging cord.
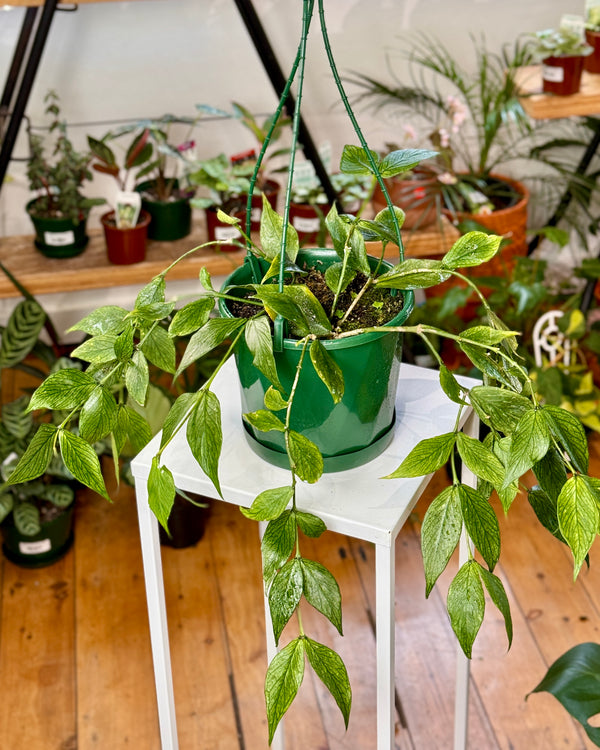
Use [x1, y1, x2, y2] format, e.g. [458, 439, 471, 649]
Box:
[273, 0, 315, 351]
[317, 0, 404, 258]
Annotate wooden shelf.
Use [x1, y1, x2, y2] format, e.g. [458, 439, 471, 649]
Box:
[0, 219, 246, 298]
[515, 64, 600, 119]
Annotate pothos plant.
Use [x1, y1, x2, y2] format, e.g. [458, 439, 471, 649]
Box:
[5, 142, 600, 742]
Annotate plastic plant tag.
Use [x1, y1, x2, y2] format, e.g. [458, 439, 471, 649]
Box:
[43, 230, 75, 246]
[115, 191, 141, 229]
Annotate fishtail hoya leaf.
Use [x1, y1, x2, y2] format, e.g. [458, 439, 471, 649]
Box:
[557, 475, 599, 578]
[339, 144, 381, 175]
[542, 404, 589, 475]
[6, 423, 56, 485]
[135, 275, 166, 307]
[458, 484, 501, 572]
[374, 258, 452, 290]
[479, 566, 513, 648]
[281, 286, 331, 337]
[502, 409, 551, 489]
[447, 560, 486, 659]
[148, 456, 176, 533]
[469, 385, 533, 434]
[67, 305, 128, 336]
[385, 432, 456, 479]
[377, 147, 439, 177]
[533, 447, 568, 504]
[124, 405, 153, 454]
[176, 318, 246, 376]
[456, 432, 505, 487]
[70, 334, 117, 365]
[527, 485, 566, 544]
[262, 510, 296, 583]
[199, 267, 214, 292]
[244, 409, 285, 433]
[265, 638, 305, 745]
[325, 203, 370, 275]
[370, 205, 407, 246]
[324, 262, 356, 297]
[186, 389, 223, 497]
[442, 231, 502, 269]
[241, 486, 294, 521]
[79, 385, 118, 444]
[287, 431, 323, 484]
[59, 429, 109, 500]
[459, 326, 521, 347]
[160, 392, 197, 449]
[310, 340, 344, 404]
[304, 638, 352, 728]
[125, 350, 149, 406]
[216, 208, 241, 226]
[28, 369, 97, 411]
[264, 386, 288, 412]
[295, 511, 326, 538]
[0, 299, 45, 369]
[268, 558, 304, 644]
[245, 316, 283, 392]
[300, 558, 343, 635]
[141, 325, 176, 374]
[439, 365, 467, 405]
[260, 193, 299, 262]
[421, 485, 463, 596]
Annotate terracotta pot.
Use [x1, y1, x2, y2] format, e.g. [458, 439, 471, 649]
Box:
[542, 55, 585, 96]
[585, 29, 600, 74]
[101, 210, 151, 265]
[372, 175, 438, 230]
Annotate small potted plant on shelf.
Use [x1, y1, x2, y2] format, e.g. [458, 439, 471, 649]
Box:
[107, 115, 198, 241]
[87, 129, 152, 264]
[26, 91, 105, 258]
[585, 5, 600, 73]
[6, 3, 600, 745]
[531, 26, 593, 96]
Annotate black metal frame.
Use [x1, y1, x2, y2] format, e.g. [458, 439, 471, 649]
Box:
[0, 0, 336, 204]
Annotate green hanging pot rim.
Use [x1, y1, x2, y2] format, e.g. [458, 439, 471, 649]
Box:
[218, 248, 414, 350]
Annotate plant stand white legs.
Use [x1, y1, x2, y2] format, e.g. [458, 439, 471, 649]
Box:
[131, 361, 479, 750]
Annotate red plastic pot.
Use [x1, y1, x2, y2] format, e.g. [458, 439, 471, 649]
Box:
[542, 55, 585, 95]
[585, 29, 600, 73]
[101, 210, 151, 265]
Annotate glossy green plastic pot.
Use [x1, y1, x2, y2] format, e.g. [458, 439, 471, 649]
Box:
[2, 504, 74, 568]
[219, 249, 414, 471]
[136, 179, 192, 241]
[27, 199, 88, 258]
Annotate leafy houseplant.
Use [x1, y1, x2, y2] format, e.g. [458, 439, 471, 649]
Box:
[7, 2, 600, 745]
[26, 91, 105, 258]
[531, 27, 593, 95]
[87, 129, 153, 264]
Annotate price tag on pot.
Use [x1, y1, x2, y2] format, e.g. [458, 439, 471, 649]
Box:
[542, 65, 565, 83]
[215, 225, 240, 242]
[115, 191, 141, 229]
[293, 216, 321, 233]
[19, 539, 51, 555]
[43, 230, 75, 246]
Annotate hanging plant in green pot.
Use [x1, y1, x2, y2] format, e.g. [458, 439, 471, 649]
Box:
[6, 1, 600, 745]
[26, 91, 105, 258]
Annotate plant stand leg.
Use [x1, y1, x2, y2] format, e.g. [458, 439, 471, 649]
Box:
[259, 521, 285, 750]
[454, 410, 479, 750]
[375, 542, 396, 750]
[135, 478, 179, 750]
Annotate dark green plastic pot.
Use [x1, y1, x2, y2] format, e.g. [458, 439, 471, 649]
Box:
[26, 199, 88, 258]
[219, 249, 414, 471]
[136, 179, 192, 241]
[2, 504, 74, 568]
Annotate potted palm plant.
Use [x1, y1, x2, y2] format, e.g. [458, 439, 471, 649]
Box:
[6, 3, 600, 745]
[26, 91, 105, 258]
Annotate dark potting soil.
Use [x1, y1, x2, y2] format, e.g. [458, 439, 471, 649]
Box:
[229, 267, 404, 335]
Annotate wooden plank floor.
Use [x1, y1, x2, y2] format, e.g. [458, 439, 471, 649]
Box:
[0, 448, 599, 749]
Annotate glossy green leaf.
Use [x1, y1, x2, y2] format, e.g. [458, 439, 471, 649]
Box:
[527, 485, 566, 544]
[439, 366, 467, 405]
[378, 147, 438, 177]
[265, 638, 305, 745]
[305, 638, 352, 727]
[260, 193, 299, 262]
[339, 144, 381, 175]
[245, 316, 282, 391]
[59, 429, 109, 499]
[421, 485, 463, 596]
[68, 305, 128, 336]
[529, 642, 600, 746]
[79, 385, 118, 443]
[124, 405, 153, 454]
[325, 203, 370, 275]
[456, 432, 505, 487]
[160, 392, 197, 448]
[177, 318, 245, 375]
[310, 340, 344, 405]
[447, 560, 486, 658]
[442, 231, 502, 269]
[186, 389, 222, 497]
[479, 567, 513, 648]
[469, 385, 533, 434]
[295, 511, 326, 538]
[268, 558, 304, 644]
[5, 423, 56, 485]
[168, 297, 214, 336]
[141, 325, 176, 374]
[324, 262, 356, 298]
[148, 456, 176, 532]
[264, 387, 288, 412]
[385, 432, 456, 479]
[136, 276, 165, 307]
[458, 484, 500, 571]
[114, 324, 134, 361]
[250, 286, 308, 335]
[502, 409, 551, 488]
[241, 486, 294, 521]
[301, 558, 342, 634]
[533, 448, 568, 504]
[557, 475, 599, 577]
[459, 325, 520, 346]
[287, 431, 323, 484]
[125, 350, 149, 406]
[262, 510, 296, 582]
[244, 409, 285, 433]
[542, 404, 589, 474]
[70, 334, 117, 365]
[374, 258, 452, 290]
[28, 369, 97, 411]
[281, 286, 332, 337]
[371, 205, 407, 246]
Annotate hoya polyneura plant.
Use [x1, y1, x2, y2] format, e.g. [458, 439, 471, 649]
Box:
[6, 149, 600, 741]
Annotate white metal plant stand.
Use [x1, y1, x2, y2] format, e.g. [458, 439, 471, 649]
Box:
[131, 360, 480, 750]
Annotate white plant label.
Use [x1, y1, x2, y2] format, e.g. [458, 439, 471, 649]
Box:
[19, 539, 51, 555]
[542, 65, 565, 83]
[215, 226, 239, 242]
[293, 216, 320, 233]
[43, 230, 75, 246]
[115, 191, 141, 229]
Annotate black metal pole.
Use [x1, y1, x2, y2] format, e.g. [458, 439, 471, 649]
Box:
[0, 7, 38, 118]
[232, 0, 338, 205]
[0, 0, 59, 195]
